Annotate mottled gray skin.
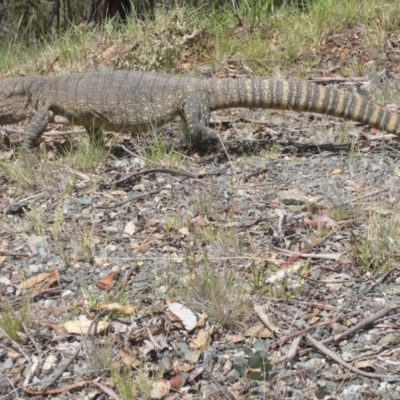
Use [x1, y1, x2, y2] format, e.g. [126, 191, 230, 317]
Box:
[1, 70, 400, 148]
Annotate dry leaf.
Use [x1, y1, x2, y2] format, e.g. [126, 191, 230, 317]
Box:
[119, 349, 141, 367]
[301, 308, 320, 321]
[100, 45, 120, 62]
[98, 303, 137, 315]
[178, 227, 190, 236]
[189, 367, 204, 382]
[300, 215, 338, 229]
[124, 221, 136, 236]
[20, 272, 52, 289]
[145, 218, 159, 227]
[63, 320, 109, 335]
[167, 303, 197, 331]
[191, 215, 209, 227]
[152, 380, 170, 396]
[228, 334, 246, 344]
[38, 268, 60, 291]
[172, 361, 195, 372]
[95, 271, 115, 291]
[244, 323, 273, 338]
[0, 150, 13, 160]
[189, 327, 213, 350]
[170, 375, 182, 391]
[355, 360, 377, 371]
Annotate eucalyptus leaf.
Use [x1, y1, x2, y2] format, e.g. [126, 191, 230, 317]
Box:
[370, 68, 380, 89]
[248, 371, 263, 381]
[248, 354, 263, 369]
[233, 362, 247, 377]
[253, 339, 265, 351]
[243, 345, 254, 356]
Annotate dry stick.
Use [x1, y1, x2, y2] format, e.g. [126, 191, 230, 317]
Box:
[272, 311, 359, 350]
[0, 328, 31, 364]
[20, 379, 116, 396]
[342, 188, 389, 205]
[21, 321, 44, 370]
[203, 369, 238, 400]
[339, 267, 396, 311]
[0, 249, 27, 257]
[40, 344, 81, 391]
[95, 187, 165, 209]
[307, 76, 368, 84]
[108, 167, 200, 187]
[90, 381, 122, 400]
[254, 304, 280, 334]
[242, 166, 269, 182]
[349, 345, 387, 362]
[87, 309, 110, 336]
[0, 374, 20, 400]
[306, 334, 399, 379]
[274, 335, 303, 365]
[271, 246, 341, 261]
[322, 304, 400, 346]
[147, 328, 164, 351]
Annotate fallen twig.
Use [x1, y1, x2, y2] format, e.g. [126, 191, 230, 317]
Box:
[271, 246, 341, 261]
[339, 267, 396, 311]
[95, 187, 165, 209]
[273, 311, 358, 349]
[323, 304, 400, 346]
[306, 334, 399, 379]
[254, 304, 280, 334]
[40, 344, 81, 391]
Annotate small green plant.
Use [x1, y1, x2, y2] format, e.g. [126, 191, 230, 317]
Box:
[192, 189, 215, 215]
[85, 340, 114, 372]
[65, 221, 97, 263]
[163, 216, 180, 230]
[233, 339, 277, 382]
[80, 279, 100, 309]
[265, 142, 281, 159]
[351, 209, 400, 272]
[0, 299, 30, 344]
[80, 275, 132, 316]
[26, 206, 46, 236]
[112, 368, 153, 400]
[265, 262, 306, 300]
[348, 134, 358, 164]
[139, 134, 182, 167]
[51, 201, 65, 238]
[65, 136, 111, 171]
[249, 261, 265, 290]
[168, 250, 249, 328]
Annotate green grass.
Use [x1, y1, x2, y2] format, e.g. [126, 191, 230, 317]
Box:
[352, 208, 400, 272]
[1, 0, 400, 78]
[0, 299, 30, 344]
[167, 251, 250, 328]
[139, 134, 183, 167]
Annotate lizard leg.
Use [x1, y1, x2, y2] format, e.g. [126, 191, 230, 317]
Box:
[183, 92, 219, 144]
[24, 105, 51, 149]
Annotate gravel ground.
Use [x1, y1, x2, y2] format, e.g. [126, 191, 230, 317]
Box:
[1, 104, 400, 400]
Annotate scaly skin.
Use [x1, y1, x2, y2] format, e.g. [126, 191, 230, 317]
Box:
[0, 70, 399, 148]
